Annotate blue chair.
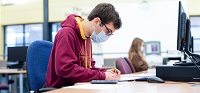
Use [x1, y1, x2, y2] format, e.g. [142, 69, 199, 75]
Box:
[26, 40, 56, 92]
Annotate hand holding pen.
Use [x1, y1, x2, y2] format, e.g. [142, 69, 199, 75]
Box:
[105, 69, 121, 80]
[113, 61, 117, 73]
[106, 62, 121, 76]
[114, 62, 121, 76]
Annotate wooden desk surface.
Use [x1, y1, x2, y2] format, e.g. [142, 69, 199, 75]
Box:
[45, 69, 200, 93]
[0, 69, 26, 74]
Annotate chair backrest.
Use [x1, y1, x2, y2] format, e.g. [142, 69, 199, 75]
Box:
[124, 57, 136, 73]
[26, 40, 53, 91]
[115, 57, 134, 74]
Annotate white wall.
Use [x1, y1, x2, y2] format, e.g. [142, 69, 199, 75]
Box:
[101, 0, 187, 55]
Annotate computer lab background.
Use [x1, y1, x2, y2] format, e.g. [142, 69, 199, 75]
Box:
[0, 0, 200, 92]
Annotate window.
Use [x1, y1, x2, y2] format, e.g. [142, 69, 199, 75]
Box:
[4, 24, 43, 59]
[25, 24, 43, 46]
[5, 25, 23, 47]
[190, 16, 200, 54]
[51, 22, 61, 41]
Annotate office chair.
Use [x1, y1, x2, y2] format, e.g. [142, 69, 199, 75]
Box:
[26, 40, 56, 93]
[0, 84, 9, 90]
[115, 57, 134, 74]
[124, 57, 136, 73]
[0, 80, 14, 90]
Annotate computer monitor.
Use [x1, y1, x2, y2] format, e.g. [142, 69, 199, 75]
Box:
[175, 1, 200, 66]
[7, 46, 28, 68]
[144, 41, 161, 55]
[189, 36, 194, 53]
[177, 1, 195, 55]
[177, 1, 187, 52]
[183, 19, 194, 59]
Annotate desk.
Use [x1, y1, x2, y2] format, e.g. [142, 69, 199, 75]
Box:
[0, 69, 26, 93]
[44, 69, 200, 93]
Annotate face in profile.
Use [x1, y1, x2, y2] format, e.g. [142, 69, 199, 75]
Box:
[140, 42, 145, 52]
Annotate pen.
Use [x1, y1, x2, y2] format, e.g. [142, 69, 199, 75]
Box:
[113, 61, 117, 73]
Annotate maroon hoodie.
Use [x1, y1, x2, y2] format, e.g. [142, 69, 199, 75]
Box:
[46, 14, 106, 88]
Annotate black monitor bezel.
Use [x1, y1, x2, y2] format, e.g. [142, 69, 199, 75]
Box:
[177, 1, 188, 52]
[7, 46, 28, 62]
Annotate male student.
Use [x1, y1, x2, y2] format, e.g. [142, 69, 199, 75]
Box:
[46, 3, 122, 88]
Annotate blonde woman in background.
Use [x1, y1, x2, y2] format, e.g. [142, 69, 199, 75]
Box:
[128, 37, 149, 72]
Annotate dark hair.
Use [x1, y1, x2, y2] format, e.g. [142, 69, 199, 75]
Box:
[88, 3, 122, 30]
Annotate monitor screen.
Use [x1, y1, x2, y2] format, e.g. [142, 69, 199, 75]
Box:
[177, 1, 188, 52]
[7, 46, 28, 62]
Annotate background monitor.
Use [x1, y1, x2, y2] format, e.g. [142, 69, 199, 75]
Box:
[184, 19, 193, 59]
[190, 36, 194, 53]
[145, 41, 161, 55]
[185, 19, 192, 52]
[7, 46, 28, 62]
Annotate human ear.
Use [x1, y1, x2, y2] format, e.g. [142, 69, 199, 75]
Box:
[93, 17, 100, 26]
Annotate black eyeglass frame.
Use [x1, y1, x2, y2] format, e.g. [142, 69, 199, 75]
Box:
[104, 24, 113, 36]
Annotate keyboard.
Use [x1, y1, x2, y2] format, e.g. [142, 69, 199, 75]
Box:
[91, 80, 118, 84]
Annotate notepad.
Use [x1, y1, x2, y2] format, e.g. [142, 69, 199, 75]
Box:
[121, 73, 154, 77]
[91, 80, 118, 84]
[119, 73, 155, 81]
[64, 84, 125, 90]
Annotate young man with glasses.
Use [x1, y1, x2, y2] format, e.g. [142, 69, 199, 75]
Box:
[46, 3, 122, 88]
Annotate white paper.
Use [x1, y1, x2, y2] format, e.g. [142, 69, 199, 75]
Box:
[121, 73, 155, 77]
[119, 73, 155, 81]
[64, 84, 125, 90]
[119, 76, 140, 81]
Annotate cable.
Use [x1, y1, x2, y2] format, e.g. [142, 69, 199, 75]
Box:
[183, 48, 200, 73]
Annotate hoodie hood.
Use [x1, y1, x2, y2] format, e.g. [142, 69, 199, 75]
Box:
[61, 14, 82, 28]
[60, 14, 83, 39]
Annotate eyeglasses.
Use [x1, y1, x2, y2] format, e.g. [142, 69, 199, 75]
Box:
[104, 24, 113, 36]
